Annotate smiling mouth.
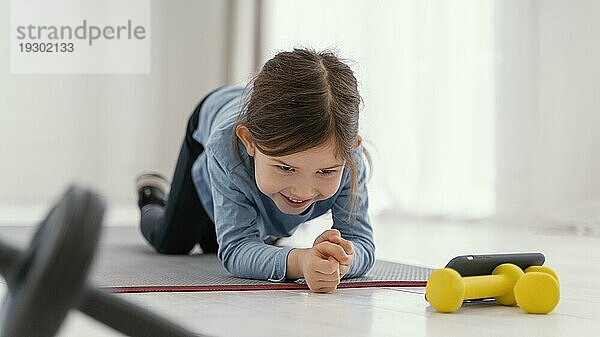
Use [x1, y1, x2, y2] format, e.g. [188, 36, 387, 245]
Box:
[280, 193, 312, 208]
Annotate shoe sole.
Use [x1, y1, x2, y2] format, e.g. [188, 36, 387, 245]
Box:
[135, 173, 170, 194]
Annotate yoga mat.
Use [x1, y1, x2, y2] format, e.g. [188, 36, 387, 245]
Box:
[88, 228, 434, 293]
[92, 252, 432, 293]
[0, 226, 434, 293]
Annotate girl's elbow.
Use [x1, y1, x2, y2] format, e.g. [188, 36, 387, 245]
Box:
[218, 246, 237, 275]
[364, 245, 376, 272]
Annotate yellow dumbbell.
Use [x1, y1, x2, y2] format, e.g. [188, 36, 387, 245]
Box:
[514, 266, 560, 314]
[523, 266, 559, 286]
[426, 263, 524, 313]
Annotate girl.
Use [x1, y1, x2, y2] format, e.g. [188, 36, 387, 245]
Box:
[137, 48, 374, 293]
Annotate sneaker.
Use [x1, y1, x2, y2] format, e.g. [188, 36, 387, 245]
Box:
[135, 172, 170, 209]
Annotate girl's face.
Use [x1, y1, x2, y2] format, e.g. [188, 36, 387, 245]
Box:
[237, 126, 356, 215]
[253, 141, 345, 215]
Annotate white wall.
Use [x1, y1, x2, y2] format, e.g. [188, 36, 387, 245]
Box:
[494, 1, 539, 217]
[0, 0, 229, 214]
[495, 0, 600, 223]
[535, 0, 600, 222]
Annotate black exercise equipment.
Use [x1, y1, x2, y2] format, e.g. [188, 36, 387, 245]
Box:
[0, 185, 207, 337]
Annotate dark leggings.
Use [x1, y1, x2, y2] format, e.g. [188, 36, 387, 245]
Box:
[139, 91, 218, 254]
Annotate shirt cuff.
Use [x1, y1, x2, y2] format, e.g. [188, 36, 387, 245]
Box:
[267, 246, 295, 282]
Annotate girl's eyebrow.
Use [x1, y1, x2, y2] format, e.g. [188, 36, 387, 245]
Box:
[319, 163, 345, 170]
[271, 158, 344, 170]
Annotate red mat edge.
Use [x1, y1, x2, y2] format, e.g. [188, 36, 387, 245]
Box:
[105, 281, 427, 293]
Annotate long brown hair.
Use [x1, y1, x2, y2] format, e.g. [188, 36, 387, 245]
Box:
[233, 48, 371, 216]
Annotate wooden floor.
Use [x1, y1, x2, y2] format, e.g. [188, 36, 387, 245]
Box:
[1, 214, 599, 336]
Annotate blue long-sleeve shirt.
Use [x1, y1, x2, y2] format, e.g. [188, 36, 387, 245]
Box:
[190, 84, 374, 282]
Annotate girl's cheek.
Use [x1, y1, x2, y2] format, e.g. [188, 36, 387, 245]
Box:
[321, 180, 342, 199]
[255, 171, 283, 195]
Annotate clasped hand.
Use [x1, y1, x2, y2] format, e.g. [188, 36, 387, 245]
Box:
[300, 229, 355, 293]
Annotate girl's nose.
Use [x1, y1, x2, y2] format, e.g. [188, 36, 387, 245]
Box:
[289, 185, 316, 200]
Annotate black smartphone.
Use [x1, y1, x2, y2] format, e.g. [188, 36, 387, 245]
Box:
[445, 252, 545, 277]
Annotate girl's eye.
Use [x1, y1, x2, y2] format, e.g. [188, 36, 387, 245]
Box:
[276, 165, 294, 172]
[318, 169, 336, 176]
